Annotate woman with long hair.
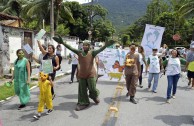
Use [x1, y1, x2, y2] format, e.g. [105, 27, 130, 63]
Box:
[138, 46, 147, 88]
[163, 49, 186, 103]
[10, 49, 31, 109]
[37, 41, 60, 100]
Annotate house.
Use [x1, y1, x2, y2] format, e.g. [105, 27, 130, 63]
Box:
[0, 13, 79, 77]
[0, 12, 23, 27]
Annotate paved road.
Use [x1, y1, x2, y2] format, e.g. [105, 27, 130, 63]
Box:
[0, 74, 194, 126]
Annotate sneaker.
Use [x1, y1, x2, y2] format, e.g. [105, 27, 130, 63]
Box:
[129, 98, 137, 104]
[166, 99, 170, 103]
[33, 113, 41, 119]
[18, 104, 26, 110]
[172, 95, 176, 99]
[46, 109, 53, 115]
[153, 90, 157, 93]
[139, 85, 143, 88]
[52, 94, 56, 100]
[69, 81, 73, 84]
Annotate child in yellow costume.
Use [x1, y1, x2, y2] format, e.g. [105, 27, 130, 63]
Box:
[33, 72, 53, 119]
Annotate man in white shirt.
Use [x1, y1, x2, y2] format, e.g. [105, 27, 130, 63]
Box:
[69, 52, 78, 84]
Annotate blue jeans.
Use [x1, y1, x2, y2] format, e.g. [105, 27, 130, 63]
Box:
[148, 73, 159, 92]
[167, 74, 180, 99]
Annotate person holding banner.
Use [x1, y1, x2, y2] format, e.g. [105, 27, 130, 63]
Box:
[124, 45, 141, 104]
[146, 48, 163, 93]
[37, 41, 60, 100]
[10, 49, 31, 109]
[32, 44, 47, 72]
[53, 36, 115, 111]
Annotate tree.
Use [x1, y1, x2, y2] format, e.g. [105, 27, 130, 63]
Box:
[0, 0, 30, 27]
[23, 0, 74, 31]
[121, 34, 130, 46]
[179, 0, 194, 40]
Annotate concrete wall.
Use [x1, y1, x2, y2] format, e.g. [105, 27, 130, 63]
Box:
[0, 25, 80, 77]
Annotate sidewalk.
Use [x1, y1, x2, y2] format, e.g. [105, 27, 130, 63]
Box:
[0, 59, 72, 86]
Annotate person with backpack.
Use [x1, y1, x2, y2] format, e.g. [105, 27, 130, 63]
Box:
[10, 49, 31, 109]
[37, 41, 60, 100]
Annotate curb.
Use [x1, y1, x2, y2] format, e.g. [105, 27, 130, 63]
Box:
[0, 70, 71, 104]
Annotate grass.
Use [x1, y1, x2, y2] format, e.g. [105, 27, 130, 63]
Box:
[0, 83, 37, 101]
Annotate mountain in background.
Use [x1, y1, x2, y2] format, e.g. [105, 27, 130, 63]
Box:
[92, 0, 152, 32]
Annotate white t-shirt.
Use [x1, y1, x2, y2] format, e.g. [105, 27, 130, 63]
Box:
[166, 57, 181, 75]
[148, 55, 160, 73]
[138, 53, 144, 65]
[70, 52, 78, 65]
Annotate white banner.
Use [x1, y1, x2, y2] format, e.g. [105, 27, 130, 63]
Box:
[141, 24, 165, 56]
[97, 48, 128, 81]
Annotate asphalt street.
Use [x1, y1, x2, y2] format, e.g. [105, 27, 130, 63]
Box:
[0, 73, 194, 126]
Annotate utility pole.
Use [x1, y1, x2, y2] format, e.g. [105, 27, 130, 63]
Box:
[88, 0, 94, 44]
[50, 0, 54, 43]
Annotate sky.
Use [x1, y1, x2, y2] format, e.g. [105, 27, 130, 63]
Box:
[65, 0, 91, 4]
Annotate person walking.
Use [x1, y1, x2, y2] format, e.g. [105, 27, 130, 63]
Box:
[124, 45, 141, 104]
[69, 52, 78, 84]
[185, 41, 194, 88]
[10, 49, 31, 109]
[146, 48, 163, 93]
[163, 49, 186, 103]
[53, 36, 115, 111]
[56, 44, 62, 70]
[32, 44, 47, 72]
[138, 46, 147, 88]
[37, 41, 60, 100]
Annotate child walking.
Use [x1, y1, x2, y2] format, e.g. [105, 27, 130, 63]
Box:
[33, 72, 53, 119]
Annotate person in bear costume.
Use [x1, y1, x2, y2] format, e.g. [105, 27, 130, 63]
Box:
[33, 72, 53, 119]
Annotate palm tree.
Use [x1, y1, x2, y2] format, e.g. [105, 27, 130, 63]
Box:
[179, 0, 194, 40]
[24, 0, 74, 31]
[0, 0, 29, 27]
[179, 0, 194, 18]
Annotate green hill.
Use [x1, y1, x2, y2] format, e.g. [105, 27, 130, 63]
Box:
[93, 0, 152, 31]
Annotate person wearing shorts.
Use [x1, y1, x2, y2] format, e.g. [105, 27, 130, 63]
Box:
[185, 41, 194, 89]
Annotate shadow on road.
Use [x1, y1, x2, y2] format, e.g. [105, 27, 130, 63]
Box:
[59, 94, 78, 99]
[54, 102, 79, 119]
[139, 96, 166, 103]
[154, 115, 193, 126]
[177, 86, 191, 91]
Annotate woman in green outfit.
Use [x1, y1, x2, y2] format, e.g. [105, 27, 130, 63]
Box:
[10, 49, 31, 109]
[53, 36, 115, 111]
